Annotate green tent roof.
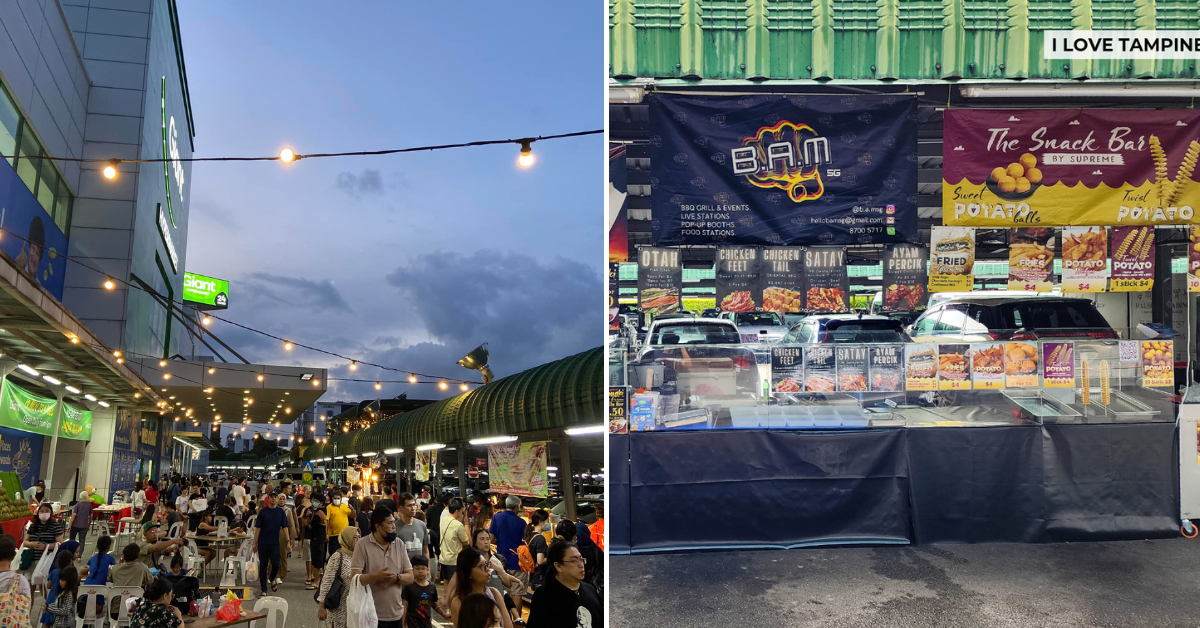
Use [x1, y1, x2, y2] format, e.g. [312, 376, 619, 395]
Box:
[303, 347, 602, 460]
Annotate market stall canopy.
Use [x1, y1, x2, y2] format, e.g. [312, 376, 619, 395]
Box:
[304, 347, 602, 459]
[171, 431, 218, 451]
[125, 359, 327, 424]
[0, 252, 162, 409]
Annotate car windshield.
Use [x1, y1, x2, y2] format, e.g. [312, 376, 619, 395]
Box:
[735, 312, 784, 326]
[648, 323, 741, 345]
[992, 301, 1110, 330]
[824, 321, 907, 343]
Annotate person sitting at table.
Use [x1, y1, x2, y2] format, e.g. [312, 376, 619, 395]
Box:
[138, 504, 158, 526]
[127, 576, 183, 628]
[135, 522, 184, 571]
[162, 501, 181, 533]
[109, 542, 154, 588]
[166, 553, 186, 577]
[215, 496, 238, 530]
[193, 508, 244, 568]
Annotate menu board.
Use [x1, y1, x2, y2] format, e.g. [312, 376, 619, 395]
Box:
[904, 344, 937, 390]
[835, 346, 868, 392]
[1061, 227, 1107, 293]
[970, 343, 1006, 389]
[716, 247, 762, 312]
[761, 247, 803, 313]
[638, 247, 682, 316]
[804, 345, 836, 392]
[1008, 227, 1055, 291]
[1042, 342, 1075, 387]
[1191, 227, 1200, 292]
[802, 247, 849, 313]
[1110, 226, 1155, 292]
[1004, 341, 1040, 387]
[869, 346, 903, 392]
[771, 346, 804, 393]
[929, 226, 975, 291]
[1141, 340, 1174, 387]
[882, 244, 928, 311]
[609, 387, 628, 434]
[937, 344, 971, 390]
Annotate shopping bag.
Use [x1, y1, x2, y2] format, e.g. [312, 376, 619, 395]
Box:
[244, 553, 259, 581]
[0, 569, 32, 628]
[215, 596, 242, 622]
[346, 574, 378, 628]
[31, 545, 55, 586]
[217, 520, 228, 537]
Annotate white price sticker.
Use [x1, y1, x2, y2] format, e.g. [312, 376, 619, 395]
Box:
[1119, 341, 1138, 363]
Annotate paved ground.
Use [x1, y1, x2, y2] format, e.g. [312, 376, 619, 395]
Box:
[610, 538, 1200, 627]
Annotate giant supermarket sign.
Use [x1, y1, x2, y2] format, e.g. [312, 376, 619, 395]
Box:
[183, 272, 229, 310]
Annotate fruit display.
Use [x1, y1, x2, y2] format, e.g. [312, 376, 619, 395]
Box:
[0, 477, 31, 522]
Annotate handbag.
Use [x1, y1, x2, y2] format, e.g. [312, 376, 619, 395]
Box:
[315, 551, 346, 609]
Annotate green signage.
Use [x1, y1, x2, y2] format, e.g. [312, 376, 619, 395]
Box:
[182, 272, 229, 310]
[0, 380, 92, 440]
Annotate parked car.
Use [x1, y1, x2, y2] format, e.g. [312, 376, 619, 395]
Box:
[718, 311, 790, 342]
[632, 318, 760, 397]
[779, 314, 912, 344]
[907, 296, 1118, 343]
[700, 308, 722, 318]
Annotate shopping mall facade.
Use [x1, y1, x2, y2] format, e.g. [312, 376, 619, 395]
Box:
[0, 0, 326, 504]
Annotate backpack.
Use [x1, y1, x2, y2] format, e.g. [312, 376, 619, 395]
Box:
[515, 542, 536, 574]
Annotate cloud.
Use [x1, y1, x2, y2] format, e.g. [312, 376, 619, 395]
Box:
[335, 169, 384, 198]
[238, 272, 352, 312]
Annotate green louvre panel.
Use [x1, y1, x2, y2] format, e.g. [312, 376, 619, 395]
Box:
[895, 0, 942, 79]
[1155, 1, 1200, 79]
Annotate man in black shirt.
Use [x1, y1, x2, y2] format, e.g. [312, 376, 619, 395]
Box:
[252, 492, 291, 596]
[526, 542, 601, 628]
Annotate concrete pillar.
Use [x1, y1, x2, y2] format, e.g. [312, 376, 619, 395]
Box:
[457, 447, 466, 497]
[43, 389, 66, 495]
[557, 438, 577, 521]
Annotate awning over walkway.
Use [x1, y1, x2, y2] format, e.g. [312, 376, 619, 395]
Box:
[302, 347, 602, 460]
[126, 359, 328, 424]
[172, 431, 218, 451]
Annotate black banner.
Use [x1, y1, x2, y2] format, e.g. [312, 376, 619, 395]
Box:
[804, 345, 836, 392]
[762, 247, 804, 313]
[836, 345, 868, 392]
[637, 247, 682, 317]
[882, 244, 929, 311]
[609, 262, 620, 331]
[649, 93, 918, 246]
[715, 247, 761, 312]
[802, 246, 849, 313]
[869, 345, 904, 392]
[770, 346, 804, 393]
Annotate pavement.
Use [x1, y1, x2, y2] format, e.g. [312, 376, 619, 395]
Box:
[610, 538, 1200, 627]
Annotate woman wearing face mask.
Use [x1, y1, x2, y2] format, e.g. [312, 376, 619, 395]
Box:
[23, 504, 64, 575]
[316, 526, 358, 628]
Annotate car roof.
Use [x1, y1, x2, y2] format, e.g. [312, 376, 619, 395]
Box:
[803, 314, 893, 323]
[653, 317, 733, 326]
[930, 296, 1097, 306]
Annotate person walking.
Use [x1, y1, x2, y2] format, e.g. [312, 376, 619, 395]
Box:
[251, 491, 289, 596]
[308, 495, 328, 589]
[230, 478, 246, 510]
[526, 542, 601, 628]
[23, 504, 63, 576]
[326, 490, 354, 560]
[449, 548, 513, 628]
[438, 499, 469, 585]
[395, 493, 429, 563]
[316, 526, 357, 628]
[67, 491, 93, 547]
[489, 496, 529, 617]
[356, 497, 374, 539]
[426, 494, 447, 582]
[350, 507, 415, 628]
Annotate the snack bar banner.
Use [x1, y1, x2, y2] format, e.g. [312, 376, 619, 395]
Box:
[929, 227, 975, 291]
[1061, 227, 1108, 292]
[488, 441, 549, 498]
[637, 247, 682, 316]
[1005, 341, 1040, 387]
[802, 246, 849, 313]
[1141, 340, 1174, 386]
[938, 344, 970, 390]
[716, 247, 762, 312]
[882, 244, 928, 311]
[1008, 227, 1055, 291]
[1111, 226, 1155, 291]
[1190, 227, 1200, 292]
[761, 247, 803, 313]
[648, 93, 919, 246]
[944, 108, 1200, 227]
[836, 346, 868, 392]
[1042, 342, 1076, 387]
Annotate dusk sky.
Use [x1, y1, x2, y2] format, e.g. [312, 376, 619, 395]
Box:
[174, 1, 603, 422]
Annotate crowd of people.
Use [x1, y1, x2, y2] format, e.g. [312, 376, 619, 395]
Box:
[0, 473, 604, 628]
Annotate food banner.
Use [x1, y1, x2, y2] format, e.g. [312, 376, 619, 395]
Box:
[938, 344, 971, 390]
[771, 346, 804, 393]
[1061, 227, 1108, 292]
[1004, 341, 1040, 387]
[869, 346, 903, 392]
[609, 143, 629, 262]
[904, 345, 937, 390]
[1191, 227, 1200, 292]
[716, 247, 762, 312]
[487, 441, 549, 498]
[929, 227, 975, 291]
[637, 247, 682, 316]
[835, 346, 867, 392]
[802, 247, 849, 313]
[1111, 226, 1155, 291]
[1042, 342, 1076, 387]
[1007, 227, 1055, 291]
[803, 346, 836, 392]
[648, 93, 918, 246]
[761, 247, 803, 313]
[943, 109, 1200, 227]
[608, 262, 620, 331]
[882, 244, 928, 311]
[608, 387, 628, 434]
[970, 343, 1006, 389]
[1141, 340, 1174, 386]
[415, 450, 432, 482]
[0, 426, 42, 489]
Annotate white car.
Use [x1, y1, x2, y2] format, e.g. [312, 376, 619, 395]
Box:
[717, 311, 789, 343]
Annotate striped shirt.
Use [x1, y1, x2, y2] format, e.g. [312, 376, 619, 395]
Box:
[27, 519, 63, 544]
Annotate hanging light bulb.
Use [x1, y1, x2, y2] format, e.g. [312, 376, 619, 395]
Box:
[102, 161, 118, 179]
[283, 341, 293, 351]
[517, 139, 535, 168]
[350, 361, 358, 371]
[103, 278, 116, 290]
[460, 383, 469, 391]
[374, 382, 382, 390]
[159, 360, 167, 367]
[113, 350, 121, 358]
[439, 382, 448, 390]
[202, 316, 211, 326]
[279, 148, 296, 163]
[312, 379, 320, 387]
[257, 374, 264, 382]
[162, 373, 170, 380]
[409, 374, 417, 384]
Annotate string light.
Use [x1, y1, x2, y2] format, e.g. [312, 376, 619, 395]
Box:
[202, 316, 211, 326]
[349, 361, 357, 371]
[409, 375, 417, 384]
[102, 161, 118, 179]
[103, 278, 116, 290]
[518, 139, 535, 168]
[279, 148, 295, 163]
[439, 382, 448, 391]
[208, 368, 215, 374]
[460, 383, 469, 391]
[158, 360, 167, 367]
[312, 379, 320, 387]
[284, 341, 293, 351]
[257, 374, 264, 382]
[375, 382, 382, 390]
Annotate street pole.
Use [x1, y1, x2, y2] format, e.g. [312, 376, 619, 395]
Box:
[557, 438, 577, 521]
[457, 447, 466, 497]
[43, 389, 67, 501]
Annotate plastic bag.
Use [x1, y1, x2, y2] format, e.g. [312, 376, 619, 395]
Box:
[346, 574, 378, 628]
[215, 597, 242, 622]
[31, 544, 55, 586]
[245, 553, 259, 581]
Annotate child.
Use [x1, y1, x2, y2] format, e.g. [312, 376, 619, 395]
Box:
[39, 548, 74, 628]
[80, 535, 116, 617]
[402, 556, 451, 628]
[108, 543, 154, 588]
[45, 565, 78, 628]
[168, 553, 185, 576]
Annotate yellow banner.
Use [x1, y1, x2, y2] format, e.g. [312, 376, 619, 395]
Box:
[945, 180, 1200, 227]
[1110, 278, 1153, 292]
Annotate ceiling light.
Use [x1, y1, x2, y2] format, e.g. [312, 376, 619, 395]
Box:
[97, 401, 109, 408]
[17, 364, 38, 376]
[383, 448, 403, 455]
[565, 424, 604, 436]
[416, 443, 446, 451]
[64, 386, 81, 394]
[361, 452, 376, 457]
[41, 375, 61, 385]
[469, 435, 517, 445]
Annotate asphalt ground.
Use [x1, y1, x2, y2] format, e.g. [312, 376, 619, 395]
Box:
[610, 538, 1200, 627]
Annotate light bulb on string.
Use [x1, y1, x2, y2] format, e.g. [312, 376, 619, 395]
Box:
[102, 161, 118, 180]
[257, 374, 264, 382]
[517, 139, 535, 168]
[104, 279, 116, 290]
[460, 383, 468, 391]
[279, 148, 296, 163]
[409, 375, 417, 384]
[350, 361, 358, 371]
[202, 316, 211, 326]
[375, 382, 382, 390]
[283, 341, 293, 351]
[439, 382, 448, 390]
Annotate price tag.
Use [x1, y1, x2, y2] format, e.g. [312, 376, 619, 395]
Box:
[1119, 341, 1138, 363]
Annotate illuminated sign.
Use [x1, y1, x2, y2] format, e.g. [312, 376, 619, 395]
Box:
[157, 204, 178, 272]
[161, 76, 183, 228]
[182, 272, 229, 310]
